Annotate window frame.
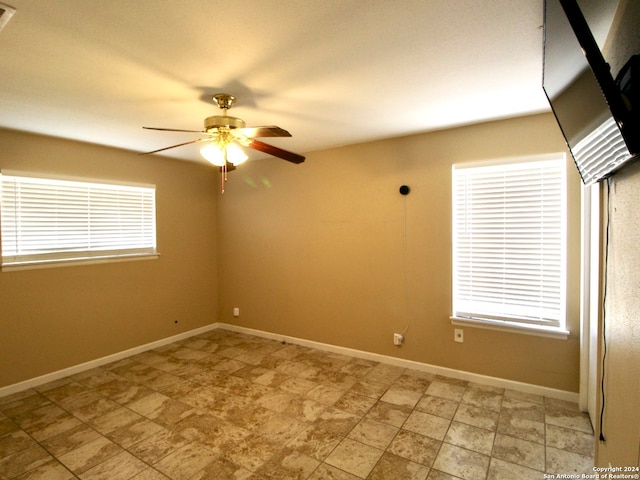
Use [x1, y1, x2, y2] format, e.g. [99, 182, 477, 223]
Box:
[450, 154, 570, 339]
[1, 171, 158, 271]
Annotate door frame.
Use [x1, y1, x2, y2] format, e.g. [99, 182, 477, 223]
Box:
[579, 182, 600, 424]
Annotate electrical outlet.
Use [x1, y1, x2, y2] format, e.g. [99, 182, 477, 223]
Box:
[454, 329, 464, 343]
[233, 307, 240, 317]
[393, 333, 404, 346]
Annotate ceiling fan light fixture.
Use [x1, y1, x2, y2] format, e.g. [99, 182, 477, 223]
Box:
[200, 142, 226, 166]
[226, 143, 248, 165]
[200, 142, 248, 166]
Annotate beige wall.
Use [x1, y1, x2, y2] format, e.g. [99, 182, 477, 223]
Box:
[594, 0, 640, 464]
[0, 129, 219, 388]
[217, 112, 583, 392]
[595, 161, 640, 465]
[0, 113, 584, 394]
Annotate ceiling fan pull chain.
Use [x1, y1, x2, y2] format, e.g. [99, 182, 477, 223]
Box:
[221, 162, 227, 194]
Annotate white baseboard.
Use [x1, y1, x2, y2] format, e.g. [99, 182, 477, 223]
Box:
[0, 321, 578, 404]
[217, 323, 579, 403]
[0, 323, 218, 399]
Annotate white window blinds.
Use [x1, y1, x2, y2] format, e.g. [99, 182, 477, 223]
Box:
[452, 157, 566, 330]
[1, 172, 157, 268]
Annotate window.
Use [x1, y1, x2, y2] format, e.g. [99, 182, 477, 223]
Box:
[451, 156, 568, 337]
[1, 172, 157, 270]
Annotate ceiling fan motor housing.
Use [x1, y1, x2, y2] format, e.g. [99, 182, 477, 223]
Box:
[204, 115, 246, 132]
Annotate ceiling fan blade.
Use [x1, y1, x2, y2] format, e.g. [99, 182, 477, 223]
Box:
[238, 126, 292, 138]
[248, 139, 305, 164]
[143, 126, 206, 134]
[140, 138, 209, 155]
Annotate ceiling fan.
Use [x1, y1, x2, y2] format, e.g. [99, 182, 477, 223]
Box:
[141, 93, 305, 191]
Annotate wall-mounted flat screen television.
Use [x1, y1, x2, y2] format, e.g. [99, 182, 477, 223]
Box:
[543, 0, 638, 185]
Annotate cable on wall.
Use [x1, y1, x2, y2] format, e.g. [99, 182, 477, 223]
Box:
[599, 177, 611, 443]
[399, 185, 411, 337]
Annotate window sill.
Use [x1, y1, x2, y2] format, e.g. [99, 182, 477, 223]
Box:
[450, 316, 570, 340]
[1, 253, 159, 272]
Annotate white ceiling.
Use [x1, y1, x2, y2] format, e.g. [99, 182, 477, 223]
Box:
[0, 0, 553, 163]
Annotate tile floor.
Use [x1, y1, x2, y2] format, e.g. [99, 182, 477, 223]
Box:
[0, 329, 594, 480]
